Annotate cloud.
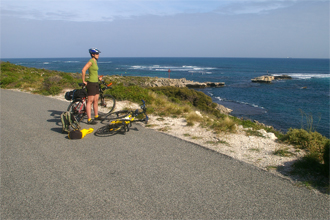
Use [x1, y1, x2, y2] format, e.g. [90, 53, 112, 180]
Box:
[0, 0, 262, 22]
[0, 0, 325, 23]
[213, 0, 298, 15]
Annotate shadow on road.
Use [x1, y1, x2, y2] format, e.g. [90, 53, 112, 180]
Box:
[48, 110, 64, 134]
[276, 160, 329, 194]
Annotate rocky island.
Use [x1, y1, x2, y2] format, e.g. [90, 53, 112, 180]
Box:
[251, 74, 292, 83]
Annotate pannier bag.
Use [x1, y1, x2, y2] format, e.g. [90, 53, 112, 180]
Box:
[65, 90, 74, 101]
[60, 111, 81, 133]
[64, 89, 87, 101]
[74, 89, 87, 99]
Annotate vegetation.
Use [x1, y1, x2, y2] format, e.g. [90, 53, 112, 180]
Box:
[0, 61, 82, 95]
[280, 129, 329, 177]
[1, 61, 329, 192]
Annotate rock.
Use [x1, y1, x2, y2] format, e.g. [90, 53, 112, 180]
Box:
[145, 78, 225, 88]
[215, 104, 233, 115]
[186, 83, 207, 88]
[251, 75, 274, 83]
[251, 74, 292, 83]
[205, 82, 225, 87]
[253, 120, 273, 129]
[195, 111, 202, 117]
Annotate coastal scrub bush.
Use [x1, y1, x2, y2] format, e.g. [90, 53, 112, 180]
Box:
[0, 76, 17, 86]
[280, 128, 329, 178]
[211, 116, 236, 133]
[323, 140, 329, 177]
[0, 62, 81, 94]
[280, 129, 328, 157]
[185, 111, 203, 126]
[109, 84, 152, 104]
[150, 86, 222, 117]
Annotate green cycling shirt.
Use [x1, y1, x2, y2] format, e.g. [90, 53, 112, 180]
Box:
[87, 58, 99, 83]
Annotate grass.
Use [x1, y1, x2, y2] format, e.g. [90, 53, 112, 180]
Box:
[266, 166, 278, 171]
[245, 129, 265, 138]
[273, 147, 294, 157]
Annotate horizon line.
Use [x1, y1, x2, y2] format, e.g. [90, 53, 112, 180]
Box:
[2, 56, 329, 60]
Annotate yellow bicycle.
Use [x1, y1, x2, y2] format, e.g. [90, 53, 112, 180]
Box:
[95, 100, 148, 136]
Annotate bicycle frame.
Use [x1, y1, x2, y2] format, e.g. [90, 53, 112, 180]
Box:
[68, 80, 115, 121]
[109, 100, 148, 130]
[95, 100, 148, 136]
[73, 98, 86, 113]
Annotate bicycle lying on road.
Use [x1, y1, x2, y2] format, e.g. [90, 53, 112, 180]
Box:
[94, 100, 148, 137]
[67, 79, 116, 122]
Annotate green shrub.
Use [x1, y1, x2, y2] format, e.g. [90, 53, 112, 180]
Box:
[109, 84, 152, 103]
[323, 140, 329, 177]
[280, 129, 328, 158]
[211, 116, 236, 133]
[48, 85, 62, 95]
[150, 86, 222, 117]
[0, 76, 17, 86]
[281, 128, 329, 178]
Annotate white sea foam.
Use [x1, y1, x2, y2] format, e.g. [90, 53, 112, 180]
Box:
[272, 73, 330, 79]
[64, 61, 80, 63]
[129, 64, 216, 72]
[215, 96, 223, 101]
[43, 62, 50, 65]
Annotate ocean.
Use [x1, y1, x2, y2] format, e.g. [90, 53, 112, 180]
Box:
[3, 57, 330, 138]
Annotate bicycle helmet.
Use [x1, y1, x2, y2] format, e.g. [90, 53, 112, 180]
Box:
[89, 48, 101, 54]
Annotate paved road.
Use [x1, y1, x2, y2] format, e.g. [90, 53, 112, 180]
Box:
[1, 89, 329, 219]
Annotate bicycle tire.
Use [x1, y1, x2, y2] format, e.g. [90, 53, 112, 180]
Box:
[98, 94, 116, 115]
[67, 99, 86, 122]
[102, 110, 131, 122]
[94, 123, 126, 137]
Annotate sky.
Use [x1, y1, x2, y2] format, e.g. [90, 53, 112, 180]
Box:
[1, 0, 329, 59]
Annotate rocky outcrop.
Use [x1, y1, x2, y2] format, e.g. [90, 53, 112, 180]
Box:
[145, 78, 225, 88]
[216, 104, 233, 115]
[251, 75, 274, 83]
[251, 74, 292, 83]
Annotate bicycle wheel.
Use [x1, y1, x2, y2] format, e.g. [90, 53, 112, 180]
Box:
[94, 123, 126, 137]
[102, 110, 131, 122]
[67, 100, 86, 122]
[98, 94, 116, 115]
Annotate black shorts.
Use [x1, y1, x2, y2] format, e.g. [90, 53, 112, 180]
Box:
[86, 82, 99, 96]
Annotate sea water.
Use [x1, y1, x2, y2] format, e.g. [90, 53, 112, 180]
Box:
[3, 57, 329, 137]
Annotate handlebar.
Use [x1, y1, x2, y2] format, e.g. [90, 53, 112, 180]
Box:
[99, 80, 113, 91]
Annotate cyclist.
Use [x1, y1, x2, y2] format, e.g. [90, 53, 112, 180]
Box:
[82, 48, 103, 124]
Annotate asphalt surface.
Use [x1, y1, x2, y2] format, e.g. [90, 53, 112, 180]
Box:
[1, 89, 329, 219]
